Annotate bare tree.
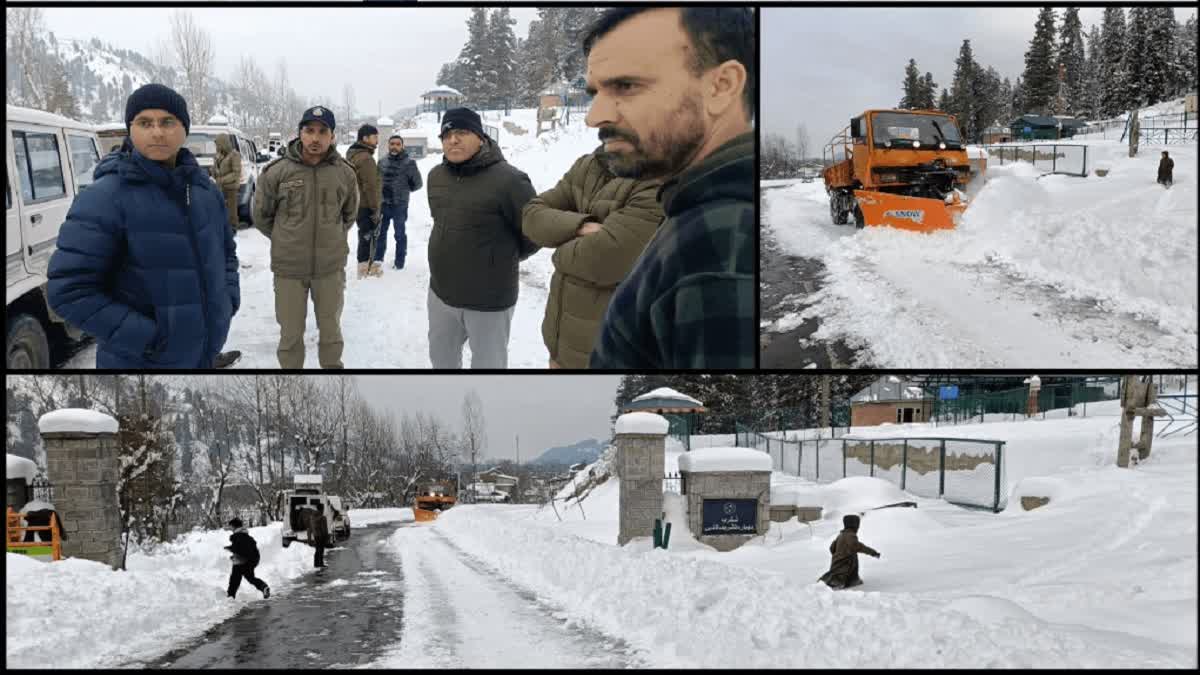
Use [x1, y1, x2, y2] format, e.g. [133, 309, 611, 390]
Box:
[461, 390, 486, 503]
[169, 10, 215, 122]
[342, 82, 356, 129]
[795, 123, 810, 164]
[6, 7, 51, 109]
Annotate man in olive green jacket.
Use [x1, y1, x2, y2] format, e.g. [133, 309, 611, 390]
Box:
[253, 105, 358, 368]
[522, 148, 663, 368]
[345, 124, 383, 279]
[214, 133, 242, 231]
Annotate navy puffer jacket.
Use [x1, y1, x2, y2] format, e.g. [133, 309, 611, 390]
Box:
[47, 140, 239, 368]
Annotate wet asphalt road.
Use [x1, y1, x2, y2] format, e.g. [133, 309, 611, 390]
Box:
[759, 185, 864, 368]
[149, 522, 408, 669]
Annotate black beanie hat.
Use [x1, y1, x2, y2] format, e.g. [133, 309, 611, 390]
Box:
[439, 107, 485, 140]
[358, 124, 379, 141]
[125, 83, 191, 133]
[228, 517, 243, 529]
[843, 514, 860, 530]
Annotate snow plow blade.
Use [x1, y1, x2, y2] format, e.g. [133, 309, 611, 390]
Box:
[853, 190, 965, 232]
[414, 508, 438, 522]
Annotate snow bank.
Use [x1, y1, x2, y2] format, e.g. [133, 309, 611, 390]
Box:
[615, 412, 669, 436]
[6, 453, 38, 482]
[677, 446, 771, 473]
[632, 387, 704, 406]
[5, 522, 317, 668]
[37, 408, 119, 435]
[347, 508, 414, 527]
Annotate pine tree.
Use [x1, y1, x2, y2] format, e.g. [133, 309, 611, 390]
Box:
[1080, 25, 1104, 120]
[1122, 7, 1151, 109]
[948, 40, 981, 142]
[1142, 7, 1176, 104]
[1179, 16, 1199, 98]
[45, 59, 79, 119]
[919, 72, 938, 109]
[454, 7, 492, 108]
[998, 77, 1015, 125]
[1057, 8, 1087, 116]
[938, 88, 951, 112]
[1022, 7, 1059, 115]
[1099, 7, 1128, 117]
[899, 58, 922, 109]
[488, 8, 518, 114]
[1011, 76, 1026, 117]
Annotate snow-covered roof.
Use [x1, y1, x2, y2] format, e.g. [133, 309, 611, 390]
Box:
[7, 104, 93, 130]
[425, 85, 463, 97]
[93, 121, 126, 132]
[294, 474, 323, 485]
[6, 454, 38, 483]
[615, 412, 669, 436]
[377, 116, 395, 126]
[632, 388, 703, 406]
[677, 447, 772, 473]
[851, 377, 929, 403]
[206, 114, 229, 125]
[38, 409, 119, 435]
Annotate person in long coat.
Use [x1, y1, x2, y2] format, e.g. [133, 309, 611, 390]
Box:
[818, 514, 881, 589]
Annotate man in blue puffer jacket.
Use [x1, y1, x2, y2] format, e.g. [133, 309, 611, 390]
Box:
[47, 83, 240, 368]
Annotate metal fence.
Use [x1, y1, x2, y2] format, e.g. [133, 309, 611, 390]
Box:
[734, 427, 1008, 512]
[931, 378, 1120, 425]
[1073, 111, 1197, 144]
[983, 143, 1089, 177]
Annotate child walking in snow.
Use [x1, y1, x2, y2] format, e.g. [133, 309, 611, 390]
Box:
[819, 514, 881, 589]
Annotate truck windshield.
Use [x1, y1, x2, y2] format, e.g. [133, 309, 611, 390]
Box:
[871, 113, 963, 149]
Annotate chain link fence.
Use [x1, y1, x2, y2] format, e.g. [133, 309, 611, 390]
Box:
[983, 143, 1089, 177]
[931, 378, 1120, 425]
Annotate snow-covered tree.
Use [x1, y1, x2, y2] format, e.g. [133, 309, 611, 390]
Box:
[948, 40, 981, 141]
[1022, 7, 1059, 115]
[487, 8, 519, 113]
[1080, 26, 1104, 120]
[919, 72, 938, 110]
[899, 58, 923, 109]
[1099, 7, 1128, 117]
[1057, 8, 1087, 116]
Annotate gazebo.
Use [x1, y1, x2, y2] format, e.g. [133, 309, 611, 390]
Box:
[620, 388, 707, 451]
[421, 85, 465, 120]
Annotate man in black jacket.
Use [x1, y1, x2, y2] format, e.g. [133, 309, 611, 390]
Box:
[225, 518, 269, 599]
[426, 107, 539, 368]
[378, 134, 423, 270]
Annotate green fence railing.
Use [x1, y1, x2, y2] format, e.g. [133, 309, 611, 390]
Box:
[931, 379, 1119, 425]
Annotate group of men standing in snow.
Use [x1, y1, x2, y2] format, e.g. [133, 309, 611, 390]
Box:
[45, 6, 755, 370]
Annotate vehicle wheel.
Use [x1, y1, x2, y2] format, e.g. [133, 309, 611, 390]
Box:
[7, 314, 50, 369]
[830, 194, 848, 225]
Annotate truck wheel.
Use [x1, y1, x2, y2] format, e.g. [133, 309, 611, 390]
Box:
[830, 195, 848, 225]
[7, 314, 50, 369]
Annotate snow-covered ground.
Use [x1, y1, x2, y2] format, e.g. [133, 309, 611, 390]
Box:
[9, 412, 1196, 668]
[764, 139, 1197, 368]
[64, 109, 601, 368]
[4, 507, 413, 668]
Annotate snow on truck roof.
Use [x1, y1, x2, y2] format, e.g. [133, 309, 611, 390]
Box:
[38, 409, 119, 435]
[677, 447, 772, 473]
[7, 104, 94, 130]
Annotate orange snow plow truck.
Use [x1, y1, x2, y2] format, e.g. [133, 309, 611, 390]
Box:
[823, 109, 976, 232]
[413, 482, 456, 522]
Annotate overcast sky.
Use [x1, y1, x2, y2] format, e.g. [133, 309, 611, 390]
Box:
[353, 375, 622, 463]
[763, 6, 1198, 152]
[39, 7, 538, 118]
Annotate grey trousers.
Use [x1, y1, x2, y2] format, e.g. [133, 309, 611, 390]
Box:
[427, 287, 515, 369]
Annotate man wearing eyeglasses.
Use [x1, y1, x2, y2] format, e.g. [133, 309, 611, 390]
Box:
[48, 83, 241, 369]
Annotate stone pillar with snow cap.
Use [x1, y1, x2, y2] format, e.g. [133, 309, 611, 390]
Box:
[678, 447, 773, 552]
[38, 409, 122, 568]
[376, 116, 395, 163]
[615, 411, 668, 546]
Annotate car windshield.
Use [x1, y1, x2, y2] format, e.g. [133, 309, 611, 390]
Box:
[871, 113, 963, 148]
[185, 133, 218, 158]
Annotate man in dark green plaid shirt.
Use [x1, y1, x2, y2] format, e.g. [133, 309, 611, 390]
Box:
[580, 7, 755, 369]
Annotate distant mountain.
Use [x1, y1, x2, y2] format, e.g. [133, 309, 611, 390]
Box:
[529, 438, 606, 467]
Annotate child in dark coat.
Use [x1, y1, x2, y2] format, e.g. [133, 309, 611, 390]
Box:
[225, 518, 269, 599]
[819, 514, 881, 589]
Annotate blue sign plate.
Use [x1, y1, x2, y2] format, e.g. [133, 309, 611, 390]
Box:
[939, 385, 959, 400]
[701, 499, 757, 535]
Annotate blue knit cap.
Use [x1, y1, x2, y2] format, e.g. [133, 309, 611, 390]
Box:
[125, 83, 191, 133]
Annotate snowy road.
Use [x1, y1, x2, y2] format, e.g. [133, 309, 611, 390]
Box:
[375, 523, 647, 668]
[147, 522, 407, 668]
[763, 141, 1198, 368]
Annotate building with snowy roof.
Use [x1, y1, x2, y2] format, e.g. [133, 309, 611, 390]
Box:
[850, 376, 933, 426]
[420, 85, 465, 116]
[621, 388, 707, 450]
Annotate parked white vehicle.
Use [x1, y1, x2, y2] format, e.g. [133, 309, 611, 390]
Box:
[93, 121, 128, 155]
[280, 474, 337, 548]
[6, 105, 98, 368]
[327, 495, 351, 541]
[186, 118, 264, 227]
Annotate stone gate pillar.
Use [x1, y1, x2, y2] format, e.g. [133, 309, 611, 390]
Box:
[375, 116, 395, 163]
[616, 412, 668, 546]
[38, 409, 122, 569]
